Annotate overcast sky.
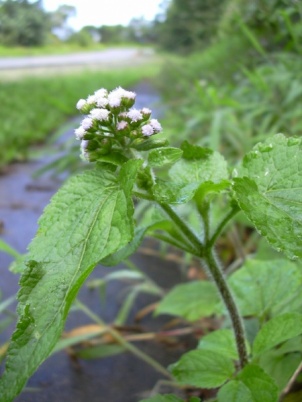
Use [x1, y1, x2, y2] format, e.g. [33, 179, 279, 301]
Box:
[43, 0, 164, 30]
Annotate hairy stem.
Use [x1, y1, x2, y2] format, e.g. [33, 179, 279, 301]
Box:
[203, 249, 248, 368]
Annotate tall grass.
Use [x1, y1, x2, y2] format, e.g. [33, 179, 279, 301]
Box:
[0, 64, 160, 168]
[157, 41, 302, 161]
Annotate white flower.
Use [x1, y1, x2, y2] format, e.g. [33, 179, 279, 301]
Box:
[141, 107, 151, 115]
[127, 109, 143, 122]
[81, 140, 89, 151]
[123, 89, 136, 100]
[81, 117, 93, 130]
[141, 124, 154, 136]
[150, 119, 162, 133]
[87, 95, 97, 104]
[108, 95, 121, 108]
[90, 108, 110, 121]
[76, 99, 87, 110]
[96, 97, 109, 108]
[74, 126, 86, 140]
[80, 140, 89, 160]
[117, 121, 128, 131]
[110, 86, 136, 100]
[94, 88, 108, 97]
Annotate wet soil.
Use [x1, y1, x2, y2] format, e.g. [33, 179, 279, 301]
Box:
[0, 84, 194, 402]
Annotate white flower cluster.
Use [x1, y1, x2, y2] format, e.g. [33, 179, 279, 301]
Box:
[74, 86, 163, 161]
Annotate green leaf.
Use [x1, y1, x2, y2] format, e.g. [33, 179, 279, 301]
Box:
[237, 364, 279, 402]
[194, 180, 230, 203]
[218, 381, 254, 402]
[155, 281, 222, 322]
[233, 134, 302, 259]
[258, 351, 301, 390]
[148, 147, 183, 167]
[228, 259, 302, 318]
[140, 395, 184, 402]
[0, 239, 21, 260]
[198, 329, 242, 360]
[253, 313, 302, 356]
[0, 160, 142, 402]
[180, 141, 213, 160]
[170, 349, 235, 388]
[132, 138, 169, 151]
[152, 180, 199, 204]
[169, 150, 228, 186]
[95, 151, 128, 166]
[101, 227, 147, 266]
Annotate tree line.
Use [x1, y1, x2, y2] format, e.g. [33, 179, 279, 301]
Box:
[0, 0, 301, 51]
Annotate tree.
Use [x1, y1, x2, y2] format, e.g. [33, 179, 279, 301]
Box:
[49, 4, 76, 40]
[156, 0, 228, 53]
[0, 0, 50, 46]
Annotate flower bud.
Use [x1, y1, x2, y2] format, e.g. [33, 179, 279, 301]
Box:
[141, 108, 152, 120]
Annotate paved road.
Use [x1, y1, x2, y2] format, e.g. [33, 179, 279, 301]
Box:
[0, 47, 153, 70]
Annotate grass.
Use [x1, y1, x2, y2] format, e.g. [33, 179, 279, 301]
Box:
[0, 62, 161, 169]
[0, 42, 151, 57]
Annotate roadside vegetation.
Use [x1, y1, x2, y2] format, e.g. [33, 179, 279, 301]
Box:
[0, 64, 160, 169]
[1, 1, 302, 402]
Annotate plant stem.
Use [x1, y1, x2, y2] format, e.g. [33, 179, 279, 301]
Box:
[197, 201, 210, 242]
[279, 360, 302, 401]
[203, 249, 248, 369]
[209, 205, 240, 248]
[159, 202, 204, 254]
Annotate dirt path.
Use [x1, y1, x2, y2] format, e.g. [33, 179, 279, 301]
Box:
[0, 47, 156, 79]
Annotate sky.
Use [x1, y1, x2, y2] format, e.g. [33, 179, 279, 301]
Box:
[42, 0, 165, 31]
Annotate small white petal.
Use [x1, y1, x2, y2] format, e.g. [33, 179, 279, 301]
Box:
[117, 121, 128, 130]
[94, 88, 108, 97]
[150, 119, 162, 133]
[127, 109, 143, 122]
[87, 95, 97, 104]
[96, 97, 109, 108]
[90, 108, 110, 121]
[141, 107, 151, 115]
[108, 96, 121, 107]
[81, 117, 93, 130]
[74, 126, 86, 140]
[141, 124, 154, 136]
[76, 99, 87, 110]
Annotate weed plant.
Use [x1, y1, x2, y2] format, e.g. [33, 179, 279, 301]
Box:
[1, 85, 302, 402]
[0, 65, 159, 169]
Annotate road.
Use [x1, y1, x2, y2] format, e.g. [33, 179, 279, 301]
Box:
[0, 48, 154, 70]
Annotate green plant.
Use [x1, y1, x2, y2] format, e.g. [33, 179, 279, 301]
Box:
[1, 87, 302, 402]
[0, 64, 159, 169]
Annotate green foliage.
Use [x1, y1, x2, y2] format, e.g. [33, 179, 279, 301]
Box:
[0, 66, 156, 169]
[253, 313, 302, 356]
[2, 73, 302, 402]
[0, 0, 49, 46]
[156, 0, 228, 53]
[148, 147, 183, 167]
[218, 364, 279, 402]
[198, 329, 242, 360]
[155, 281, 221, 321]
[170, 349, 235, 388]
[228, 259, 302, 319]
[233, 134, 302, 259]
[0, 161, 141, 401]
